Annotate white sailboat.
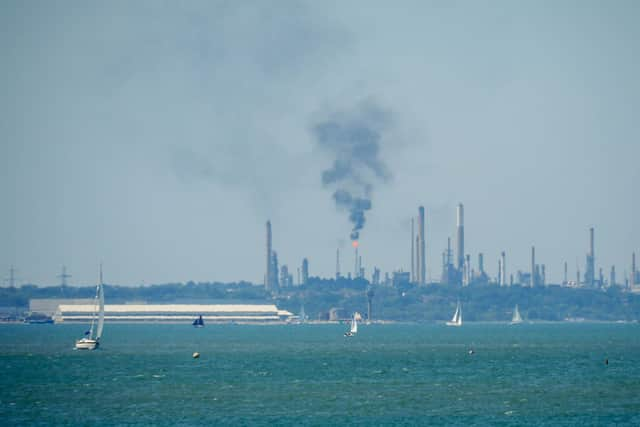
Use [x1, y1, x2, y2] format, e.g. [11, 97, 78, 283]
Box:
[446, 301, 462, 326]
[75, 267, 105, 350]
[344, 313, 358, 337]
[511, 304, 523, 324]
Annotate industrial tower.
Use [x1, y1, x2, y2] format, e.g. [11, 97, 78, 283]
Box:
[417, 206, 426, 285]
[584, 227, 596, 288]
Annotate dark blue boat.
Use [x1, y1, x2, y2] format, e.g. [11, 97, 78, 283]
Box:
[192, 315, 205, 328]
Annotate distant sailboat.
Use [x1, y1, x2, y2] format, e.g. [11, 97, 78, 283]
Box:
[75, 266, 105, 350]
[344, 313, 358, 337]
[192, 315, 205, 328]
[446, 301, 462, 326]
[511, 304, 523, 324]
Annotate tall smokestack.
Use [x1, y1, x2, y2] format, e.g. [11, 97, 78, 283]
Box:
[531, 246, 536, 287]
[500, 251, 506, 286]
[610, 265, 616, 287]
[478, 253, 484, 274]
[415, 235, 420, 283]
[585, 227, 595, 288]
[564, 261, 568, 285]
[302, 258, 309, 286]
[355, 247, 359, 277]
[632, 252, 637, 289]
[336, 248, 341, 279]
[418, 206, 426, 285]
[411, 217, 415, 283]
[265, 221, 272, 290]
[456, 204, 464, 271]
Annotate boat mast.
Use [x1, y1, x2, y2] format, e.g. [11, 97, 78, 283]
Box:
[96, 264, 104, 340]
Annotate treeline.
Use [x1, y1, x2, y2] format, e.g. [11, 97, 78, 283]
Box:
[0, 281, 268, 307]
[278, 280, 640, 322]
[2, 278, 639, 321]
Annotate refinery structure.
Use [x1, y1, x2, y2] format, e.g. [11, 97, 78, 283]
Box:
[5, 204, 638, 297]
[4, 203, 638, 324]
[4, 202, 639, 326]
[261, 203, 639, 293]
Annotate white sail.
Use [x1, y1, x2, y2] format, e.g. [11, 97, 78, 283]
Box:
[451, 304, 460, 323]
[350, 314, 358, 334]
[96, 281, 105, 339]
[511, 304, 522, 324]
[87, 284, 98, 339]
[447, 301, 462, 326]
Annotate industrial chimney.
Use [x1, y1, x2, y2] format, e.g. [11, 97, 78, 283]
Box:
[531, 246, 536, 287]
[418, 206, 426, 285]
[456, 204, 464, 273]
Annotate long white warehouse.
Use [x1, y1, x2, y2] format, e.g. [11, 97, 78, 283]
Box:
[54, 303, 294, 323]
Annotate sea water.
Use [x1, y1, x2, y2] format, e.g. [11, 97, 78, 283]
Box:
[1, 323, 639, 426]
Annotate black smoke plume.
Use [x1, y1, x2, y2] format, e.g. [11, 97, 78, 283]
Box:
[312, 102, 391, 241]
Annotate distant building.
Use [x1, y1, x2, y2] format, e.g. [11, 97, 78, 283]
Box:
[55, 303, 294, 323]
[30, 298, 94, 317]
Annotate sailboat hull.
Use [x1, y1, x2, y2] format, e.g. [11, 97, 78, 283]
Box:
[75, 338, 99, 350]
[445, 321, 462, 327]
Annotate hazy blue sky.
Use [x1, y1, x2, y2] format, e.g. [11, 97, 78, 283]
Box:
[1, 0, 638, 286]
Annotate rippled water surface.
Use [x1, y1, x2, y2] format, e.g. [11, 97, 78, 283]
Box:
[1, 323, 639, 425]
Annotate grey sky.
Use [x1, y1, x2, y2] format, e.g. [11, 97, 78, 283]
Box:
[1, 0, 638, 286]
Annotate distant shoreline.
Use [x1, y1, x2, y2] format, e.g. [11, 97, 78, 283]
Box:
[2, 319, 638, 325]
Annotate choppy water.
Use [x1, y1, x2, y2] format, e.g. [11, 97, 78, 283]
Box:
[1, 322, 639, 426]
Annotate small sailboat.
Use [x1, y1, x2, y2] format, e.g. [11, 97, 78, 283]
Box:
[75, 266, 105, 350]
[344, 313, 358, 337]
[192, 315, 205, 328]
[446, 301, 462, 326]
[511, 304, 523, 324]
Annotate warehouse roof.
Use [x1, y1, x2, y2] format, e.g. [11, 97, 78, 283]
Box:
[57, 303, 292, 316]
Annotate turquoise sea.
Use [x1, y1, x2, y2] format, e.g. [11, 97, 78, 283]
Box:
[1, 323, 639, 426]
